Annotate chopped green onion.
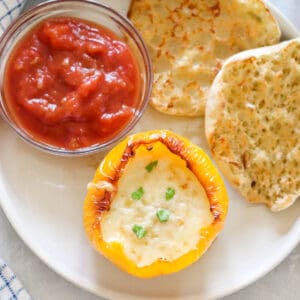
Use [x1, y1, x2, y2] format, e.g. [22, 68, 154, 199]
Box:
[132, 224, 146, 238]
[131, 187, 144, 200]
[165, 187, 175, 201]
[156, 208, 170, 223]
[145, 160, 158, 173]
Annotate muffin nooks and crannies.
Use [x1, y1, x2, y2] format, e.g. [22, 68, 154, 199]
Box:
[129, 0, 281, 116]
[206, 38, 300, 211]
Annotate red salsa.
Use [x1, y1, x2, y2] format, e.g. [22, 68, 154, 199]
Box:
[4, 17, 140, 149]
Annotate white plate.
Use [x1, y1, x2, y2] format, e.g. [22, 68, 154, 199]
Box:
[0, 2, 299, 300]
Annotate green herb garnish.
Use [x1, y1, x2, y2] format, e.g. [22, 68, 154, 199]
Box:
[145, 160, 158, 173]
[156, 208, 170, 223]
[131, 187, 144, 200]
[165, 187, 175, 201]
[132, 224, 147, 238]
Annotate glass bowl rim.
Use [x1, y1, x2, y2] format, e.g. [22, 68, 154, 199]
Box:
[0, 0, 153, 156]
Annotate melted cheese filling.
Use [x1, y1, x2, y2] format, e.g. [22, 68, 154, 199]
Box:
[101, 142, 213, 267]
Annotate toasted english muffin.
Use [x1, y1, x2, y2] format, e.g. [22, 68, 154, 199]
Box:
[205, 38, 300, 211]
[129, 0, 281, 116]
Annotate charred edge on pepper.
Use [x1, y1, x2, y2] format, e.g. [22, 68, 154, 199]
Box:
[210, 205, 221, 223]
[205, 186, 224, 222]
[93, 145, 137, 214]
[95, 134, 221, 222]
[146, 145, 153, 151]
[94, 190, 112, 214]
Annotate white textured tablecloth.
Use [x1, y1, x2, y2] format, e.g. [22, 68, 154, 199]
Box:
[0, 0, 299, 299]
[0, 258, 31, 300]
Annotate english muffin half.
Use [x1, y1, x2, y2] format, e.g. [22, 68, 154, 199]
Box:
[129, 0, 281, 116]
[206, 38, 300, 211]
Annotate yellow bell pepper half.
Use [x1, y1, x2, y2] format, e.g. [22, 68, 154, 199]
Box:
[83, 130, 228, 278]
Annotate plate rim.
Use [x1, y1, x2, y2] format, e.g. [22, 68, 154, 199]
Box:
[0, 1, 299, 299]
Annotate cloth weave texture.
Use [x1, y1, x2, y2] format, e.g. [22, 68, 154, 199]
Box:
[0, 1, 32, 298]
[0, 259, 31, 300]
[0, 0, 23, 34]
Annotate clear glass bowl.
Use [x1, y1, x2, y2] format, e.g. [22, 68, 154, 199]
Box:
[0, 0, 152, 156]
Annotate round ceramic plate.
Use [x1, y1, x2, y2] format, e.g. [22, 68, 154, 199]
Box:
[0, 2, 299, 300]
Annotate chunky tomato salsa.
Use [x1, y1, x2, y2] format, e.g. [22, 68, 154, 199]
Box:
[4, 17, 140, 149]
